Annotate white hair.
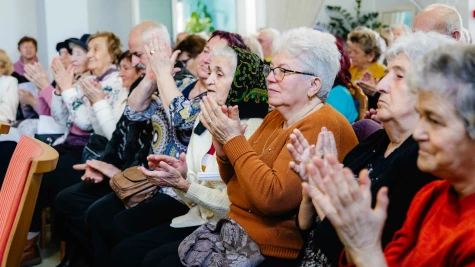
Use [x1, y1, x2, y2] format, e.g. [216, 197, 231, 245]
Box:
[140, 21, 172, 48]
[408, 44, 475, 139]
[211, 45, 238, 72]
[385, 31, 457, 62]
[423, 4, 463, 36]
[272, 27, 340, 101]
[243, 36, 264, 60]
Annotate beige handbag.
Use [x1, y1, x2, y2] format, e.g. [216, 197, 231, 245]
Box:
[109, 166, 158, 209]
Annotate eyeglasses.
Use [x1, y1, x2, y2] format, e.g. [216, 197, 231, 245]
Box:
[263, 64, 316, 82]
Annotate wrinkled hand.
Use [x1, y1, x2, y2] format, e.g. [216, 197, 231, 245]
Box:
[199, 96, 248, 145]
[147, 153, 188, 179]
[24, 62, 50, 90]
[86, 159, 121, 179]
[287, 128, 316, 182]
[79, 79, 104, 104]
[73, 163, 105, 183]
[288, 127, 338, 182]
[144, 33, 181, 78]
[356, 72, 378, 97]
[18, 89, 37, 106]
[138, 163, 191, 192]
[316, 127, 338, 160]
[364, 108, 381, 124]
[307, 154, 389, 263]
[51, 59, 74, 92]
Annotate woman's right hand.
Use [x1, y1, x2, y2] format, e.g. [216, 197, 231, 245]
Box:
[51, 59, 74, 92]
[147, 153, 188, 179]
[287, 127, 338, 182]
[24, 62, 50, 90]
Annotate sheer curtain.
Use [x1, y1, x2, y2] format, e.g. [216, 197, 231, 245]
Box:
[266, 0, 324, 32]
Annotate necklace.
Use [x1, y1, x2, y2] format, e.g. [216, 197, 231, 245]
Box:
[260, 122, 282, 155]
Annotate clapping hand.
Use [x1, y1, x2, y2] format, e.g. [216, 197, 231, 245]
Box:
[304, 154, 389, 266]
[199, 96, 247, 145]
[24, 62, 50, 90]
[144, 33, 181, 78]
[356, 72, 378, 97]
[147, 153, 188, 179]
[79, 79, 104, 104]
[288, 127, 338, 182]
[51, 58, 74, 93]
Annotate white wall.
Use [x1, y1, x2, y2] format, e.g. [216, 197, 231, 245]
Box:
[0, 0, 38, 64]
[88, 0, 133, 50]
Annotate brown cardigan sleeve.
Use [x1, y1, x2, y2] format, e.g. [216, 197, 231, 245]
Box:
[216, 156, 235, 184]
[222, 116, 321, 216]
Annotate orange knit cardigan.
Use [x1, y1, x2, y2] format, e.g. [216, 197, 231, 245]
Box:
[217, 104, 358, 259]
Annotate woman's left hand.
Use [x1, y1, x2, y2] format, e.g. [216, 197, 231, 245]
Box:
[144, 33, 181, 78]
[199, 96, 247, 144]
[79, 79, 105, 104]
[138, 163, 191, 193]
[357, 72, 378, 97]
[308, 154, 389, 265]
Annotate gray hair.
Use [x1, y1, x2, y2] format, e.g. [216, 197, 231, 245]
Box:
[272, 27, 340, 101]
[140, 21, 172, 48]
[423, 4, 463, 36]
[385, 31, 457, 62]
[408, 44, 475, 139]
[211, 45, 238, 72]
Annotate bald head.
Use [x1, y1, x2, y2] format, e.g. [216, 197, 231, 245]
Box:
[413, 4, 463, 41]
[128, 21, 171, 66]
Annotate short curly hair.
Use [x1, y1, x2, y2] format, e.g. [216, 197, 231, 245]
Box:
[348, 29, 382, 63]
[0, 49, 13, 75]
[88, 31, 122, 65]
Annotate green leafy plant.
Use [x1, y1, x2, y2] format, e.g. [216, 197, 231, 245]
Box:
[317, 0, 383, 39]
[185, 0, 215, 33]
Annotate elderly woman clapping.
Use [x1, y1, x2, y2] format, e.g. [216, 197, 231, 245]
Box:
[200, 27, 358, 265]
[109, 46, 268, 266]
[307, 43, 475, 267]
[291, 32, 456, 267]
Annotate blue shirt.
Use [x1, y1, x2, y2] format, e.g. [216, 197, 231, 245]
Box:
[326, 85, 358, 123]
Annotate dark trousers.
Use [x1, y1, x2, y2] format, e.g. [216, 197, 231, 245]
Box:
[0, 141, 17, 187]
[110, 224, 198, 267]
[142, 240, 183, 267]
[55, 180, 113, 256]
[86, 192, 189, 267]
[30, 143, 84, 232]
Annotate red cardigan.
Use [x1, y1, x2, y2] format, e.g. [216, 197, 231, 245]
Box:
[341, 180, 475, 266]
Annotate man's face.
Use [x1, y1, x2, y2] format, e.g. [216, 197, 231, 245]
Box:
[128, 30, 147, 69]
[19, 41, 36, 60]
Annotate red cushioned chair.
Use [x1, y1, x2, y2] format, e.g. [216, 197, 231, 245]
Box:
[0, 130, 58, 267]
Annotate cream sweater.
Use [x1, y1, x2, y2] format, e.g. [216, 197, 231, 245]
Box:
[0, 76, 19, 123]
[171, 117, 263, 228]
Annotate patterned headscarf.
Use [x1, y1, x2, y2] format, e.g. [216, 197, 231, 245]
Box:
[194, 46, 269, 135]
[226, 46, 269, 119]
